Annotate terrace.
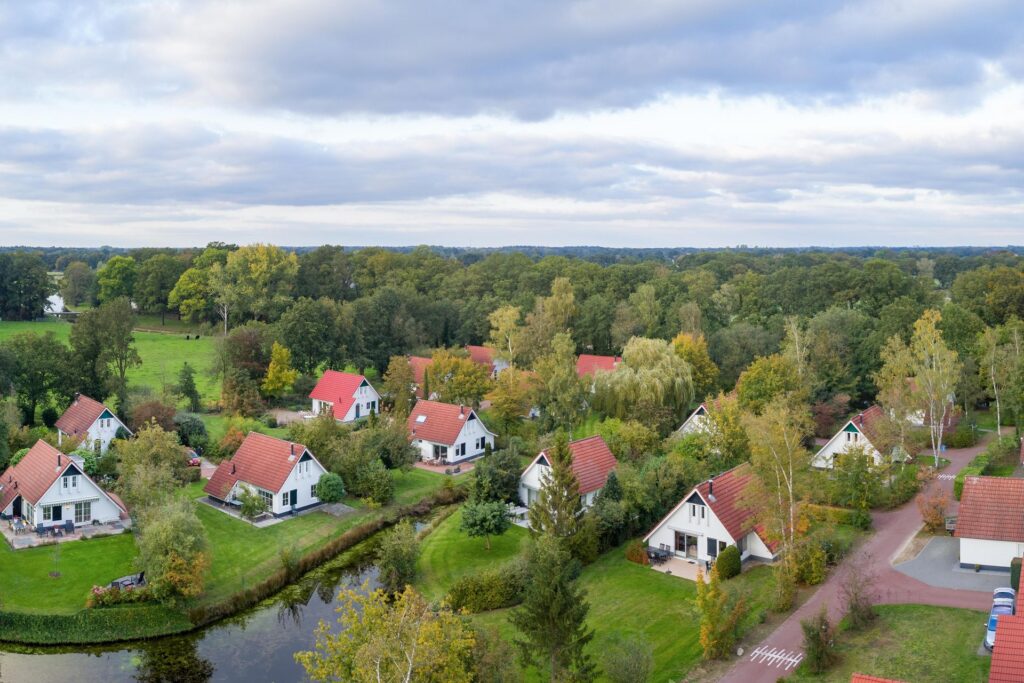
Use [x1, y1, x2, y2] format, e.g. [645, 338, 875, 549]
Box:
[0, 517, 131, 550]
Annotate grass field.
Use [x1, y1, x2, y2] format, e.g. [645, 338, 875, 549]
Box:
[415, 506, 529, 600]
[791, 604, 990, 682]
[474, 547, 776, 682]
[0, 319, 222, 405]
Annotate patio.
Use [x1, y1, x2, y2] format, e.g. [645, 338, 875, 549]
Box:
[0, 518, 131, 550]
[198, 496, 355, 527]
[650, 555, 704, 582]
[413, 459, 476, 476]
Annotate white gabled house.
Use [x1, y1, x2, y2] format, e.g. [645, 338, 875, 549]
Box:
[645, 463, 776, 565]
[0, 440, 127, 530]
[519, 435, 618, 509]
[407, 400, 495, 464]
[204, 433, 328, 517]
[309, 370, 380, 423]
[677, 403, 712, 436]
[812, 405, 888, 469]
[465, 345, 510, 378]
[55, 394, 131, 454]
[954, 476, 1024, 571]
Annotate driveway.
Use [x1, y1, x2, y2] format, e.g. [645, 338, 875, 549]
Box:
[894, 536, 1009, 592]
[719, 438, 994, 683]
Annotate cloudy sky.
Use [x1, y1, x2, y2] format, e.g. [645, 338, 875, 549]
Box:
[2, 1, 1023, 248]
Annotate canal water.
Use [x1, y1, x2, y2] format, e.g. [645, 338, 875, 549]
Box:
[0, 537, 386, 682]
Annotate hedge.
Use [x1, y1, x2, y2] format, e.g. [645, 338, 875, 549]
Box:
[445, 558, 528, 613]
[0, 605, 192, 645]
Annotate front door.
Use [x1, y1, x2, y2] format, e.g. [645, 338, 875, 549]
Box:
[289, 489, 297, 507]
[52, 505, 62, 522]
[674, 531, 699, 559]
[355, 404, 361, 419]
[11, 496, 21, 518]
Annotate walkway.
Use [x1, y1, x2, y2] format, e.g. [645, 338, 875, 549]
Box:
[720, 439, 993, 683]
[894, 536, 1008, 592]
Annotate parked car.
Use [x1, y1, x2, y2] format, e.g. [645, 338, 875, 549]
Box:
[994, 587, 1017, 603]
[183, 447, 201, 467]
[986, 603, 1014, 651]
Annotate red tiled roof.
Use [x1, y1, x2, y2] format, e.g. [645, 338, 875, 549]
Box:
[309, 370, 369, 420]
[530, 435, 618, 495]
[851, 675, 905, 683]
[0, 441, 125, 514]
[204, 432, 312, 500]
[990, 615, 1024, 683]
[576, 354, 621, 377]
[848, 404, 886, 443]
[409, 356, 432, 398]
[55, 394, 114, 437]
[955, 476, 1024, 543]
[694, 463, 762, 543]
[407, 400, 485, 446]
[465, 345, 495, 368]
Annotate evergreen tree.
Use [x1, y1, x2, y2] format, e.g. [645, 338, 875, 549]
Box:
[177, 362, 202, 412]
[472, 444, 523, 504]
[509, 536, 595, 681]
[528, 432, 583, 542]
[600, 470, 623, 502]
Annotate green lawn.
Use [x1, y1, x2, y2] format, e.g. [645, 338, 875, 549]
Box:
[0, 319, 221, 405]
[392, 468, 450, 507]
[0, 533, 139, 614]
[791, 604, 989, 682]
[474, 547, 776, 682]
[198, 414, 289, 444]
[416, 507, 529, 600]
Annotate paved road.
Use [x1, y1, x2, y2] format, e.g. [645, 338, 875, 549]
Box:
[720, 440, 993, 683]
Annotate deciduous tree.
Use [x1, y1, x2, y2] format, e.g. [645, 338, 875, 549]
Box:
[60, 261, 96, 306]
[908, 309, 962, 466]
[461, 500, 511, 550]
[96, 255, 137, 303]
[672, 332, 719, 402]
[534, 332, 586, 431]
[261, 342, 298, 398]
[381, 354, 416, 418]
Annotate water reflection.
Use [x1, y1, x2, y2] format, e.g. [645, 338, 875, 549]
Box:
[0, 542, 383, 683]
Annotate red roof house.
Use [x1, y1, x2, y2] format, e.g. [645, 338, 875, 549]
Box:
[955, 476, 1024, 569]
[408, 356, 433, 398]
[407, 400, 496, 463]
[309, 370, 380, 422]
[812, 405, 893, 469]
[204, 433, 328, 516]
[990, 614, 1024, 683]
[465, 345, 508, 377]
[519, 435, 618, 506]
[644, 462, 776, 564]
[576, 354, 622, 377]
[55, 394, 130, 454]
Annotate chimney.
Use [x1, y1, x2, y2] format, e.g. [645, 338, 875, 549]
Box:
[57, 452, 62, 467]
[459, 404, 465, 418]
[708, 477, 713, 497]
[231, 463, 236, 475]
[857, 413, 864, 426]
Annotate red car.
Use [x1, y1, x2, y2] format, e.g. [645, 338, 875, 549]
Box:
[184, 448, 201, 467]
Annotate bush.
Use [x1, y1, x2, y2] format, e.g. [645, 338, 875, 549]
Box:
[174, 413, 209, 452]
[624, 539, 649, 566]
[87, 584, 152, 608]
[356, 458, 394, 505]
[446, 558, 528, 613]
[376, 519, 419, 593]
[602, 634, 654, 683]
[944, 422, 977, 448]
[716, 545, 741, 579]
[10, 447, 29, 467]
[800, 605, 837, 674]
[41, 407, 59, 429]
[315, 472, 346, 503]
[1012, 557, 1022, 593]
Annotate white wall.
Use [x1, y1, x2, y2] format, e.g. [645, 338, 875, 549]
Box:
[744, 530, 775, 561]
[312, 383, 381, 423]
[960, 537, 1023, 570]
[812, 426, 883, 469]
[646, 495, 737, 563]
[33, 470, 121, 527]
[60, 412, 125, 454]
[677, 409, 709, 436]
[270, 454, 327, 514]
[414, 415, 494, 464]
[518, 460, 602, 509]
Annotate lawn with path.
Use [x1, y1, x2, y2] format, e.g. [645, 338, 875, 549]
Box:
[415, 506, 529, 600]
[790, 604, 990, 682]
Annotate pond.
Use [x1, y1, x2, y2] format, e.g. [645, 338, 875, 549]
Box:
[0, 533, 389, 682]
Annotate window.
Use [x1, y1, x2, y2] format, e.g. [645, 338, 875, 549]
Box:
[416, 415, 427, 423]
[700, 506, 706, 520]
[74, 501, 91, 524]
[258, 489, 273, 509]
[718, 540, 727, 554]
[281, 492, 289, 507]
[43, 506, 53, 521]
[310, 484, 317, 499]
[62, 474, 78, 490]
[297, 460, 309, 475]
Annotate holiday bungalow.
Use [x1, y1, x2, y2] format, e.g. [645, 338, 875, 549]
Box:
[0, 440, 127, 531]
[465, 345, 509, 378]
[56, 394, 131, 454]
[204, 433, 328, 517]
[645, 462, 776, 565]
[677, 402, 712, 436]
[407, 400, 496, 464]
[812, 405, 889, 469]
[519, 435, 618, 509]
[954, 476, 1024, 571]
[576, 354, 622, 378]
[309, 370, 381, 422]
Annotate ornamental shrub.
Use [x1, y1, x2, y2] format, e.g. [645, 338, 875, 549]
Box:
[446, 558, 528, 613]
[716, 545, 741, 579]
[624, 539, 648, 566]
[315, 472, 346, 503]
[41, 407, 59, 429]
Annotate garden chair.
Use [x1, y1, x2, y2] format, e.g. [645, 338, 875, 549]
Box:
[64, 519, 74, 535]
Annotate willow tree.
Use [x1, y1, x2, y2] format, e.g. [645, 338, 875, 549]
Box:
[594, 337, 692, 433]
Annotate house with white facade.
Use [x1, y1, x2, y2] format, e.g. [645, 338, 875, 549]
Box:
[55, 394, 131, 454]
[465, 345, 509, 378]
[407, 400, 495, 464]
[677, 403, 713, 436]
[519, 435, 618, 509]
[644, 463, 776, 566]
[204, 433, 328, 517]
[954, 476, 1024, 571]
[309, 370, 380, 423]
[0, 440, 127, 531]
[812, 405, 890, 469]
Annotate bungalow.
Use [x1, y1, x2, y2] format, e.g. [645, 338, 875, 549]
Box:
[989, 614, 1024, 682]
[0, 440, 127, 530]
[407, 400, 496, 464]
[677, 402, 713, 436]
[204, 432, 328, 516]
[954, 476, 1024, 570]
[576, 354, 621, 378]
[55, 394, 131, 454]
[519, 435, 617, 509]
[465, 345, 509, 378]
[812, 405, 888, 469]
[644, 463, 776, 565]
[309, 370, 380, 422]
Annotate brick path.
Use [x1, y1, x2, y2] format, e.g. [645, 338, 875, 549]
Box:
[720, 439, 993, 683]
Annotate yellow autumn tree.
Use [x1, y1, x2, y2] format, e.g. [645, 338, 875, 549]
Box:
[262, 341, 298, 398]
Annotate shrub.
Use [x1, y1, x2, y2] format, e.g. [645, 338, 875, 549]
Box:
[376, 519, 419, 593]
[602, 634, 654, 683]
[916, 487, 950, 533]
[624, 539, 649, 566]
[315, 472, 346, 503]
[716, 545, 741, 579]
[87, 584, 152, 608]
[800, 605, 837, 674]
[446, 558, 528, 613]
[130, 401, 177, 432]
[174, 413, 209, 452]
[356, 458, 394, 505]
[944, 422, 977, 448]
[1012, 557, 1022, 593]
[10, 447, 28, 467]
[793, 541, 827, 585]
[41, 407, 59, 429]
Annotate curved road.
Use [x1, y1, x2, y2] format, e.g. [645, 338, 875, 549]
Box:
[719, 439, 993, 683]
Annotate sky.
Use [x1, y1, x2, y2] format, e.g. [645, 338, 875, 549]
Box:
[1, 1, 1023, 248]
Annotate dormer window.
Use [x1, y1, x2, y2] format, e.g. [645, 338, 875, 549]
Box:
[416, 415, 427, 423]
[63, 474, 79, 490]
